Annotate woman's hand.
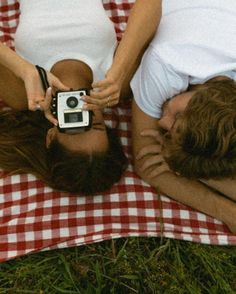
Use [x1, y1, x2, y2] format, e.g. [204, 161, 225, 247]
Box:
[38, 87, 58, 126]
[82, 68, 124, 110]
[136, 129, 170, 179]
[23, 64, 69, 111]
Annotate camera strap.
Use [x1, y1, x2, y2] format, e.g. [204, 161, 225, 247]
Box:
[35, 65, 50, 92]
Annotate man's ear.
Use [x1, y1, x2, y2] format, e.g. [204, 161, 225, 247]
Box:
[46, 127, 57, 148]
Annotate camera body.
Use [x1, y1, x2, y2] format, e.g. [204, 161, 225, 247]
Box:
[51, 89, 92, 133]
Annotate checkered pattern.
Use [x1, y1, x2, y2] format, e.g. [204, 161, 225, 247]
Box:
[0, 0, 236, 263]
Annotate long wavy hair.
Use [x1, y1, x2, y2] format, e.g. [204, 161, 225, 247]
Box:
[0, 110, 128, 195]
[164, 79, 236, 179]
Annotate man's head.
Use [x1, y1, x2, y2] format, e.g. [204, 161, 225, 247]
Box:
[159, 78, 236, 179]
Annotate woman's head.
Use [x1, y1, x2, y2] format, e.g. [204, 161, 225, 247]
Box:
[47, 126, 128, 195]
[46, 110, 109, 154]
[45, 109, 128, 194]
[162, 79, 236, 179]
[0, 110, 128, 195]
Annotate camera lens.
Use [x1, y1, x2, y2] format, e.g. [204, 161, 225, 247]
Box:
[66, 96, 79, 108]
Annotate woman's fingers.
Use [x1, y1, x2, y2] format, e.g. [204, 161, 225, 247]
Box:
[44, 111, 58, 126]
[80, 76, 121, 110]
[82, 94, 119, 110]
[90, 84, 119, 99]
[26, 70, 69, 111]
[49, 73, 70, 92]
[92, 77, 114, 89]
[41, 87, 58, 126]
[28, 94, 45, 111]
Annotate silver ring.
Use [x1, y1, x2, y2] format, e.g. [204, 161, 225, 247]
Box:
[36, 104, 41, 110]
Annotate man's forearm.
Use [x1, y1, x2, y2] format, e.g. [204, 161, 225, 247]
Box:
[111, 0, 161, 79]
[200, 178, 236, 202]
[140, 171, 236, 233]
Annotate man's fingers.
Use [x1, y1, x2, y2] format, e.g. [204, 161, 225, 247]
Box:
[140, 129, 164, 144]
[148, 163, 170, 178]
[140, 154, 165, 171]
[136, 144, 162, 160]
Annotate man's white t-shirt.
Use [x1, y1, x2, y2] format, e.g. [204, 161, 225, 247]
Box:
[14, 0, 117, 82]
[131, 0, 236, 118]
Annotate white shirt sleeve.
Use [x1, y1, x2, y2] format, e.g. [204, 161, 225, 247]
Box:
[131, 46, 189, 118]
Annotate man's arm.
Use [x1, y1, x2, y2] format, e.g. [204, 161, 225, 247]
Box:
[86, 0, 162, 108]
[110, 0, 162, 86]
[200, 178, 236, 202]
[132, 100, 236, 233]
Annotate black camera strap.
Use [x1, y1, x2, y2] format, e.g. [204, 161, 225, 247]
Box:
[35, 65, 50, 92]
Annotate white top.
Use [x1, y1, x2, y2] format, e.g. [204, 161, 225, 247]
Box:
[14, 0, 117, 81]
[131, 0, 236, 118]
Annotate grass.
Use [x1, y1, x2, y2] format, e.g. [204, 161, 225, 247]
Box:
[0, 237, 236, 294]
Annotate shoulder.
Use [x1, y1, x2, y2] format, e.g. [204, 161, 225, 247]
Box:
[131, 45, 188, 118]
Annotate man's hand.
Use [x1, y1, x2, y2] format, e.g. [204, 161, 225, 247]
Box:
[136, 129, 170, 181]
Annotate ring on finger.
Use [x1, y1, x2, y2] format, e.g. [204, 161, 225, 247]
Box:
[36, 103, 41, 110]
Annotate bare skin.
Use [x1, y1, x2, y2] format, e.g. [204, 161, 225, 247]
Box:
[136, 77, 236, 214]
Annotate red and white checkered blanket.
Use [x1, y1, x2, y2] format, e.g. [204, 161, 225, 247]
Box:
[1, 0, 236, 263]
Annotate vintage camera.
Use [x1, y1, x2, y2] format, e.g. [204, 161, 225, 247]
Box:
[51, 89, 93, 133]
